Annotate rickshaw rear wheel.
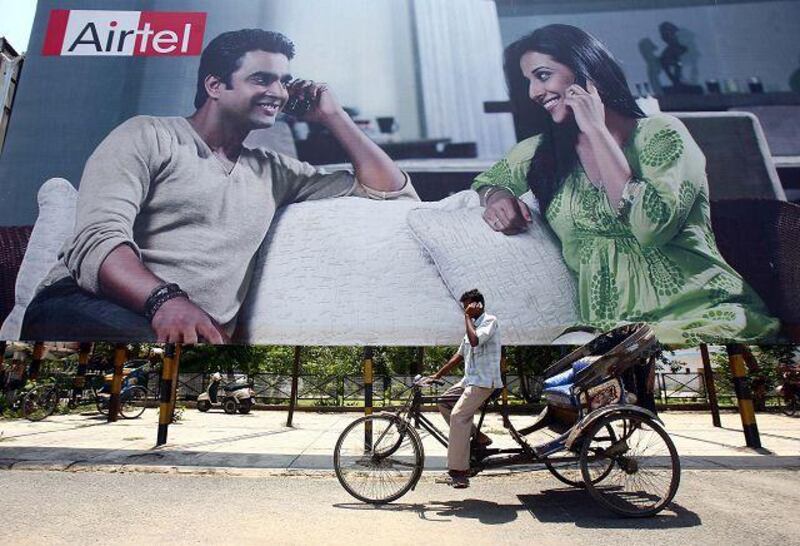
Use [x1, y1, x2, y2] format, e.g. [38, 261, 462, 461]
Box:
[580, 412, 680, 517]
[545, 423, 617, 488]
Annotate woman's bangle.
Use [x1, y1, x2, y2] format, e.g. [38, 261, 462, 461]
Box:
[483, 186, 514, 205]
[144, 283, 188, 321]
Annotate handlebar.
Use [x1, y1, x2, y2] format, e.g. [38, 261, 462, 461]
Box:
[413, 374, 444, 387]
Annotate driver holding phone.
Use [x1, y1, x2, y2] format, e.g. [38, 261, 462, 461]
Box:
[429, 289, 503, 489]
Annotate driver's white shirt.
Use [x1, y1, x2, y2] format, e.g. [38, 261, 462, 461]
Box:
[457, 313, 502, 389]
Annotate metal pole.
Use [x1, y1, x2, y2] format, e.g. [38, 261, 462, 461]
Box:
[500, 346, 510, 428]
[107, 344, 127, 423]
[28, 341, 45, 381]
[414, 347, 424, 376]
[167, 344, 182, 423]
[73, 342, 92, 401]
[363, 347, 374, 451]
[157, 343, 177, 446]
[700, 343, 721, 427]
[286, 346, 301, 427]
[743, 347, 766, 412]
[726, 344, 761, 448]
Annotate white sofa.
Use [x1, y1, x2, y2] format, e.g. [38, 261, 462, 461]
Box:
[0, 179, 579, 345]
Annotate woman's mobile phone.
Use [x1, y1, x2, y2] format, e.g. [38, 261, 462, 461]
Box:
[574, 73, 588, 91]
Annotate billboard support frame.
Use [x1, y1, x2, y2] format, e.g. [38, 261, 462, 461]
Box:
[726, 344, 761, 448]
[107, 344, 127, 423]
[286, 345, 301, 427]
[699, 343, 721, 428]
[28, 341, 45, 381]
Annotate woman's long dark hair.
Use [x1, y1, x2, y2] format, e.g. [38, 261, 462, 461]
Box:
[504, 25, 645, 214]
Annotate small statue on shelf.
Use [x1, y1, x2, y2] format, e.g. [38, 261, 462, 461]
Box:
[657, 21, 703, 95]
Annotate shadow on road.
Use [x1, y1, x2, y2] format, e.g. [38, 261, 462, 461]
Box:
[333, 498, 524, 524]
[334, 489, 701, 528]
[519, 487, 701, 529]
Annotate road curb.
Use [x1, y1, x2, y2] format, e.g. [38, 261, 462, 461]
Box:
[1, 458, 799, 478]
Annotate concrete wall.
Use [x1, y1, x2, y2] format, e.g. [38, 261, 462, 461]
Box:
[498, 1, 800, 94]
[0, 0, 420, 225]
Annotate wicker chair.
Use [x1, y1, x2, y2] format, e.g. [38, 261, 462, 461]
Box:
[0, 225, 33, 326]
[710, 199, 800, 342]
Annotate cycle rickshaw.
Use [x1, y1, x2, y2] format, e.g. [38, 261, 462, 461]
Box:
[333, 323, 680, 517]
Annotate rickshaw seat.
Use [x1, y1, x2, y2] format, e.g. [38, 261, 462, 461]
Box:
[541, 358, 593, 408]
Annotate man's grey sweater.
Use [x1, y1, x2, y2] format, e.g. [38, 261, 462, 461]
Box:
[42, 116, 417, 333]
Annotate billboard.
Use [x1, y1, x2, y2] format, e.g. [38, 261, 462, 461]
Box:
[0, 0, 797, 347]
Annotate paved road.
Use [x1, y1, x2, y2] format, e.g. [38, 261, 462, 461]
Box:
[1, 469, 798, 545]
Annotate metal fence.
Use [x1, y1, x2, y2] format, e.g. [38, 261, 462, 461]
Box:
[158, 371, 742, 407]
[67, 370, 776, 409]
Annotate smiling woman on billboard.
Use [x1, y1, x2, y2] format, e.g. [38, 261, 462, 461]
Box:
[472, 24, 780, 345]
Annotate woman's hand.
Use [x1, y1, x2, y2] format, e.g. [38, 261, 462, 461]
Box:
[564, 80, 606, 135]
[482, 190, 532, 235]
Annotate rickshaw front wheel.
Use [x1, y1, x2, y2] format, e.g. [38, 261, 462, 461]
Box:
[334, 415, 424, 504]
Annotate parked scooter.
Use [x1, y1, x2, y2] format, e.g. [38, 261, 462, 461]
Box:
[196, 372, 256, 414]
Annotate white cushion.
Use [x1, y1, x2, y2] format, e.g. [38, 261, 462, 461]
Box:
[237, 194, 471, 345]
[0, 178, 77, 340]
[406, 191, 579, 344]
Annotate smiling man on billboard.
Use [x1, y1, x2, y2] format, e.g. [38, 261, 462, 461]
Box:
[21, 28, 418, 344]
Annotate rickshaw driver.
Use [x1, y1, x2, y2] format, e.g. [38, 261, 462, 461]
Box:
[429, 289, 503, 489]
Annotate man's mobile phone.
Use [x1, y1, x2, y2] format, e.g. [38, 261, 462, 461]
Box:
[283, 82, 316, 117]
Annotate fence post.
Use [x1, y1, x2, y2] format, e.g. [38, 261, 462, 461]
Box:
[107, 344, 127, 423]
[700, 344, 721, 427]
[363, 347, 374, 450]
[726, 344, 761, 448]
[657, 372, 666, 405]
[287, 346, 301, 427]
[28, 341, 45, 381]
[157, 343, 177, 446]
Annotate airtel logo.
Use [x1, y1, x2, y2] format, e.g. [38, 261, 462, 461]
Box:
[42, 10, 206, 57]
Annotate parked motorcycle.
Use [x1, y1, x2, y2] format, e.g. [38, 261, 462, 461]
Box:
[196, 372, 256, 414]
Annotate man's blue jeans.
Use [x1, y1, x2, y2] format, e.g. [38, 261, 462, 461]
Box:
[21, 277, 156, 342]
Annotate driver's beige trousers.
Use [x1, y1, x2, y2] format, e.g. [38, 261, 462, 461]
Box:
[437, 380, 494, 471]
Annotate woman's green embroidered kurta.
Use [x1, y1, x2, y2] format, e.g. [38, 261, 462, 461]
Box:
[473, 114, 779, 345]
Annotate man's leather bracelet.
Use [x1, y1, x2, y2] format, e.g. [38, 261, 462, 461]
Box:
[144, 283, 188, 321]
